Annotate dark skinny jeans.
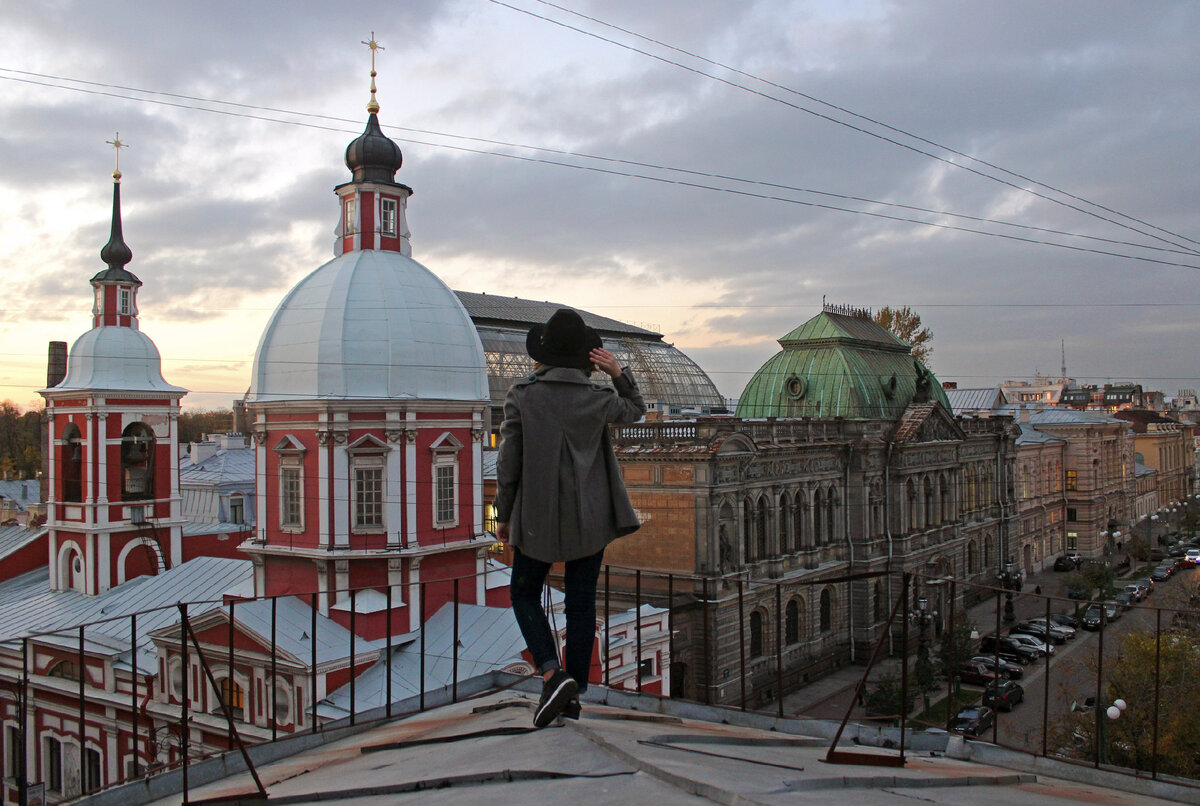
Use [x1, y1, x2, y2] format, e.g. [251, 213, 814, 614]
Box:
[510, 546, 605, 691]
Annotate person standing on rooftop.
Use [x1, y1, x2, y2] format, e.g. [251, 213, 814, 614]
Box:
[495, 308, 645, 727]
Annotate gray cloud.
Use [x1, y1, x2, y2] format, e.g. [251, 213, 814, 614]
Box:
[2, 0, 1198, 405]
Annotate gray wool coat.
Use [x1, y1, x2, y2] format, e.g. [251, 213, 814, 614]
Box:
[494, 365, 645, 563]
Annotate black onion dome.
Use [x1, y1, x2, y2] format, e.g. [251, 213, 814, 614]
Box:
[344, 113, 404, 184]
[92, 180, 141, 285]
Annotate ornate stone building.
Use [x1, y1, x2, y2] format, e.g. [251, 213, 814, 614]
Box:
[607, 306, 1016, 706]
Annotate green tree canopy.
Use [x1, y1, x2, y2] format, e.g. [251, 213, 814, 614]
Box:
[0, 401, 42, 478]
[874, 306, 933, 366]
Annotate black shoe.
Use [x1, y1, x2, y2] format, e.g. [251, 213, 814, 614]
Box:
[562, 698, 581, 720]
[533, 671, 578, 728]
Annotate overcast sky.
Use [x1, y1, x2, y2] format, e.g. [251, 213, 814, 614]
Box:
[2, 0, 1197, 411]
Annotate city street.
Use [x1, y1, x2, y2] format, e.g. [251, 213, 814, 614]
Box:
[976, 564, 1200, 756]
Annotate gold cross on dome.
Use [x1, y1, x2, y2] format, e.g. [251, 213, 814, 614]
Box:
[362, 33, 385, 72]
[105, 132, 129, 181]
[362, 33, 384, 113]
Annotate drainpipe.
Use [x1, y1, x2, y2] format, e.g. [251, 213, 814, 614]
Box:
[884, 441, 895, 656]
[844, 443, 855, 662]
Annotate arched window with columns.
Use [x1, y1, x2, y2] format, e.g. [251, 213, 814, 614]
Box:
[824, 486, 837, 543]
[756, 496, 770, 560]
[778, 492, 792, 553]
[749, 610, 766, 658]
[811, 488, 823, 545]
[797, 492, 809, 549]
[905, 478, 917, 532]
[742, 498, 756, 563]
[820, 587, 834, 632]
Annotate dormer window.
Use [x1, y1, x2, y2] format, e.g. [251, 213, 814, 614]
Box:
[344, 198, 359, 235]
[381, 198, 397, 236]
[118, 287, 132, 315]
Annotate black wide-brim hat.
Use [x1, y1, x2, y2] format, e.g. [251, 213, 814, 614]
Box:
[526, 308, 602, 371]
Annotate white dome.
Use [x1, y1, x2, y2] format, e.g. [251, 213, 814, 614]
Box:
[50, 327, 186, 394]
[247, 250, 488, 403]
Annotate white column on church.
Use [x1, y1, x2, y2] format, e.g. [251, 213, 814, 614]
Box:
[407, 558, 421, 632]
[475, 548, 486, 605]
[318, 417, 330, 548]
[333, 438, 349, 548]
[405, 413, 418, 548]
[95, 410, 108, 505]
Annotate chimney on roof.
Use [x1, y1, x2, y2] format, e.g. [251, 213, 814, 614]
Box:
[46, 341, 67, 388]
[189, 442, 218, 465]
[1019, 406, 1031, 424]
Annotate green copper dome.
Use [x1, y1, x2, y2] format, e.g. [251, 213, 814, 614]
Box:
[735, 308, 949, 420]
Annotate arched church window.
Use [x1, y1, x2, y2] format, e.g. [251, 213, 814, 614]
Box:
[61, 423, 82, 503]
[120, 422, 155, 501]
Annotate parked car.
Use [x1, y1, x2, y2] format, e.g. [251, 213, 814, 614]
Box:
[1151, 567, 1171, 582]
[983, 680, 1025, 712]
[1011, 621, 1068, 645]
[1168, 544, 1187, 558]
[1113, 591, 1134, 609]
[1053, 556, 1075, 572]
[950, 705, 996, 737]
[1123, 584, 1145, 602]
[1048, 613, 1078, 630]
[1066, 551, 1083, 566]
[1081, 605, 1103, 630]
[1027, 616, 1076, 639]
[1186, 548, 1200, 564]
[1135, 579, 1153, 597]
[957, 661, 1001, 687]
[1006, 632, 1054, 656]
[971, 655, 1024, 679]
[1099, 601, 1122, 621]
[978, 634, 1040, 664]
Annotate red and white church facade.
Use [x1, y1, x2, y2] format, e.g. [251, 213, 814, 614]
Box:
[0, 57, 665, 805]
[240, 88, 502, 637]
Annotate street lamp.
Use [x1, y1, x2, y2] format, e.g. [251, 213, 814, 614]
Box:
[1098, 697, 1128, 765]
[911, 595, 937, 708]
[997, 562, 1020, 624]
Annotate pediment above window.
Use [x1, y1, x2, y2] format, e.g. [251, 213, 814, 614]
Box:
[430, 432, 464, 455]
[273, 434, 307, 455]
[347, 434, 391, 454]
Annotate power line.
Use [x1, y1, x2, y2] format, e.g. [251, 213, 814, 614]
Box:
[495, 0, 1200, 255]
[3, 69, 1199, 269]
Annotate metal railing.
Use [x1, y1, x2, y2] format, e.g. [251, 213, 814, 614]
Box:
[4, 558, 1199, 804]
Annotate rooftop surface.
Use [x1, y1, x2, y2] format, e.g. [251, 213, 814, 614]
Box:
[114, 676, 1193, 806]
